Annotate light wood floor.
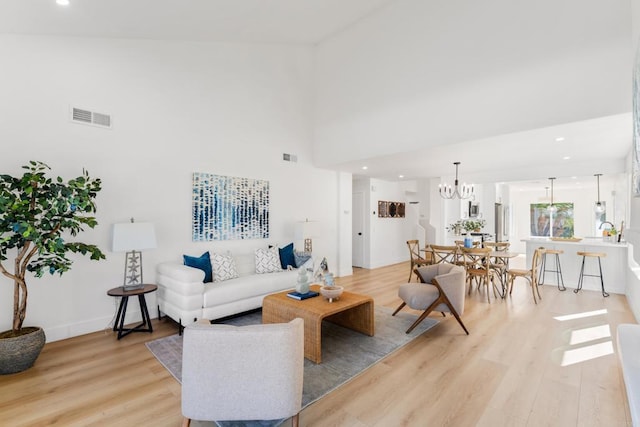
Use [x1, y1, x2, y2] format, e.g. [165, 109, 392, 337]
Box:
[0, 259, 635, 426]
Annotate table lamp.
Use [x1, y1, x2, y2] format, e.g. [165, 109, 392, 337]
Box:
[295, 219, 319, 253]
[111, 219, 157, 290]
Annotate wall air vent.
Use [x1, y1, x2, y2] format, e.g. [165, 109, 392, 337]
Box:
[70, 106, 112, 129]
[282, 153, 298, 162]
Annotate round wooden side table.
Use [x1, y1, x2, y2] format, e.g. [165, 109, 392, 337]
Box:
[107, 284, 158, 340]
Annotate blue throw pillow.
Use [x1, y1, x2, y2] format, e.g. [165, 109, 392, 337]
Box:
[278, 243, 296, 269]
[183, 251, 212, 283]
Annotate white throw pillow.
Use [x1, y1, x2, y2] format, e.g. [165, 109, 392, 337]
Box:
[211, 252, 239, 282]
[255, 247, 282, 274]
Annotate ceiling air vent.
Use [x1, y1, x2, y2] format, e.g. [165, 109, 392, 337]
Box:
[70, 107, 112, 129]
[282, 153, 298, 162]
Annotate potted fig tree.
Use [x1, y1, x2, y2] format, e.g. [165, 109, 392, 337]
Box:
[0, 161, 105, 374]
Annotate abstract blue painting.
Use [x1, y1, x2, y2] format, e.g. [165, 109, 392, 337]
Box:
[192, 173, 270, 241]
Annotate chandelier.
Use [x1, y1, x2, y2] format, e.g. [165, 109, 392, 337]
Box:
[439, 162, 474, 199]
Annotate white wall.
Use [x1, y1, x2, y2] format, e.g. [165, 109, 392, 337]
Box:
[0, 35, 339, 341]
[336, 172, 353, 277]
[352, 177, 412, 269]
[314, 0, 631, 167]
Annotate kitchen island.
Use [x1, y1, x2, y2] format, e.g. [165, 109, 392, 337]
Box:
[522, 237, 628, 294]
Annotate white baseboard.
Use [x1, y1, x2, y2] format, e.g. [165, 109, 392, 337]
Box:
[43, 308, 157, 343]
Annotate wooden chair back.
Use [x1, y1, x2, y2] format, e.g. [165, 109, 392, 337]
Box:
[484, 241, 510, 252]
[530, 247, 544, 285]
[429, 245, 459, 264]
[406, 240, 432, 281]
[462, 247, 496, 302]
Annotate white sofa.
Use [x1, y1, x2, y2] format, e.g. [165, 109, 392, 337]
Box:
[618, 324, 640, 427]
[156, 252, 310, 332]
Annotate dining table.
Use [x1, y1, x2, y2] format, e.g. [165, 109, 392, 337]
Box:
[488, 251, 520, 296]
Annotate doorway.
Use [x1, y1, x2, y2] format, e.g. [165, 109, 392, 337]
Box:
[352, 191, 365, 267]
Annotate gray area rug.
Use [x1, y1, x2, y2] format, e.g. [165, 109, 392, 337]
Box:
[146, 306, 438, 426]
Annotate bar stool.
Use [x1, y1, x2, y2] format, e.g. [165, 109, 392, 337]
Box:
[574, 251, 609, 297]
[538, 249, 566, 291]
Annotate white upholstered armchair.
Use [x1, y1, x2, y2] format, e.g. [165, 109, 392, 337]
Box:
[181, 318, 304, 427]
[393, 263, 469, 335]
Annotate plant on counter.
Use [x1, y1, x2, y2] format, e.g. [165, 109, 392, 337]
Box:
[447, 220, 464, 234]
[462, 219, 486, 232]
[0, 161, 105, 374]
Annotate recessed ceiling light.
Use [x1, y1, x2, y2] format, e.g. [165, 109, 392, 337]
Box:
[361, 166, 368, 170]
[56, 0, 70, 5]
[563, 156, 571, 160]
[398, 175, 404, 179]
[556, 137, 565, 142]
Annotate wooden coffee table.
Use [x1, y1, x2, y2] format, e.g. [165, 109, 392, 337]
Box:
[262, 284, 374, 363]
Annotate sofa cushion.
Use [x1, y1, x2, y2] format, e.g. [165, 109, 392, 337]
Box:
[278, 243, 296, 269]
[183, 251, 212, 283]
[202, 269, 298, 307]
[255, 247, 282, 274]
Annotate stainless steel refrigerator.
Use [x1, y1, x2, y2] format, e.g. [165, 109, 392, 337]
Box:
[495, 203, 508, 242]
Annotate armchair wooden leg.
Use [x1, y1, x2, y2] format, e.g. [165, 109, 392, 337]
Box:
[406, 298, 441, 333]
[181, 417, 191, 427]
[436, 288, 469, 335]
[292, 413, 300, 427]
[392, 302, 406, 316]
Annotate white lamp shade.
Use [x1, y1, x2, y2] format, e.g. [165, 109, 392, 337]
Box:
[111, 222, 157, 252]
[295, 220, 319, 240]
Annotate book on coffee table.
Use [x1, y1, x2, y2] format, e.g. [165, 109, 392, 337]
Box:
[286, 290, 320, 300]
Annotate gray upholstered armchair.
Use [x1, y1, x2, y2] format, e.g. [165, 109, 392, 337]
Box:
[393, 263, 469, 335]
[181, 318, 304, 427]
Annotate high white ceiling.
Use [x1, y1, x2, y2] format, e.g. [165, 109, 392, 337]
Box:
[0, 0, 394, 45]
[0, 0, 634, 185]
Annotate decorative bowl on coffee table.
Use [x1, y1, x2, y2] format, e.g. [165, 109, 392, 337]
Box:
[320, 285, 344, 302]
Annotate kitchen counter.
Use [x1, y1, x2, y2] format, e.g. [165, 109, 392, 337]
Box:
[522, 237, 628, 294]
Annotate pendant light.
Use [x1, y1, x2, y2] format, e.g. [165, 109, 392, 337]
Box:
[594, 173, 605, 213]
[548, 177, 557, 213]
[439, 162, 474, 199]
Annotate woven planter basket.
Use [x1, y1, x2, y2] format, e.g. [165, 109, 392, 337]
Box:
[0, 327, 46, 375]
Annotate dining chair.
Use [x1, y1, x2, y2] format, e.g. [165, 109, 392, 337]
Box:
[406, 240, 432, 282]
[483, 241, 510, 252]
[429, 244, 459, 265]
[484, 241, 511, 286]
[506, 247, 544, 304]
[462, 247, 496, 303]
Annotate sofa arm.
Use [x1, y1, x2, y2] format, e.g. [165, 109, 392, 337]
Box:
[157, 262, 205, 284]
[156, 262, 206, 325]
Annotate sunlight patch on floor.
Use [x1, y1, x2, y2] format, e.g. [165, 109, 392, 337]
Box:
[560, 341, 614, 367]
[552, 309, 614, 367]
[553, 309, 607, 322]
[568, 324, 611, 345]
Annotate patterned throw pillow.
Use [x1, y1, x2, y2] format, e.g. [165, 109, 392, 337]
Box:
[211, 252, 239, 282]
[255, 247, 283, 274]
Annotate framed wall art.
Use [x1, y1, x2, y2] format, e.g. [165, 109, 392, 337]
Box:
[378, 201, 388, 217]
[192, 172, 270, 241]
